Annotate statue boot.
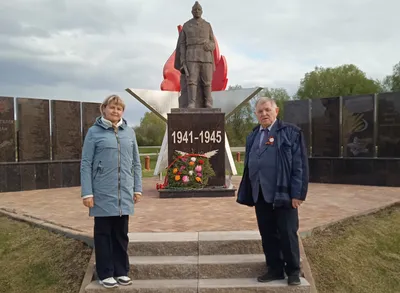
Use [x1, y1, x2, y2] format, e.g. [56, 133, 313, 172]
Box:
[187, 85, 197, 108]
[204, 85, 213, 108]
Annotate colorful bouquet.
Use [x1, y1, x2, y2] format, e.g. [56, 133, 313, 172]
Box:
[156, 151, 216, 190]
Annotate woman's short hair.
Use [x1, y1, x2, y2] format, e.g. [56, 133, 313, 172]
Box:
[100, 94, 126, 114]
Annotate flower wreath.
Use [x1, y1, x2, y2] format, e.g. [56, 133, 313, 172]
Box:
[156, 151, 216, 190]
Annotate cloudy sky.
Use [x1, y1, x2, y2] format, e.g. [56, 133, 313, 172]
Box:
[1, 0, 399, 126]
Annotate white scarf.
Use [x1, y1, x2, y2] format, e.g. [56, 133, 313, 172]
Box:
[101, 116, 123, 128]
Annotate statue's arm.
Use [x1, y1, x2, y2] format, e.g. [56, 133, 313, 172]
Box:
[207, 24, 216, 51]
[204, 24, 215, 52]
[178, 30, 187, 65]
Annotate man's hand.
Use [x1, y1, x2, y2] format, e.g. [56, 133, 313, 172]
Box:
[83, 197, 94, 208]
[292, 199, 303, 209]
[134, 193, 142, 203]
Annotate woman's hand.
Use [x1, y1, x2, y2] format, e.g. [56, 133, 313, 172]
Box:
[83, 197, 94, 208]
[134, 193, 142, 203]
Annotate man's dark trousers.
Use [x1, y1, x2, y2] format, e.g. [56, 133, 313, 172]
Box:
[255, 192, 300, 277]
[94, 216, 130, 280]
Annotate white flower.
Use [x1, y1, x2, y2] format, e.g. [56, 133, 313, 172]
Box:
[190, 157, 196, 162]
[188, 170, 194, 175]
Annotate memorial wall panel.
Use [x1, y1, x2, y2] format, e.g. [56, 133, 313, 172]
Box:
[0, 96, 16, 162]
[342, 94, 375, 157]
[311, 97, 340, 157]
[5, 165, 21, 192]
[309, 158, 332, 183]
[377, 92, 400, 157]
[51, 100, 81, 160]
[385, 159, 400, 186]
[0, 165, 6, 192]
[283, 100, 310, 155]
[49, 163, 63, 188]
[35, 163, 49, 190]
[342, 159, 374, 185]
[82, 102, 101, 139]
[17, 98, 50, 161]
[62, 162, 80, 187]
[21, 164, 36, 191]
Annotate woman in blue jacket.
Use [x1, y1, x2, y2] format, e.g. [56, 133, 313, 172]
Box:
[80, 94, 142, 289]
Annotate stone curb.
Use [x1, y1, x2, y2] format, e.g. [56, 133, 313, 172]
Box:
[299, 238, 318, 293]
[304, 200, 400, 237]
[79, 251, 96, 293]
[0, 208, 94, 247]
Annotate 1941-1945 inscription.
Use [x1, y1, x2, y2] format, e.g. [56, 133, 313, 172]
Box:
[171, 130, 223, 144]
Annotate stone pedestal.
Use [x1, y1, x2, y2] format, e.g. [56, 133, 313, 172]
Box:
[158, 108, 235, 198]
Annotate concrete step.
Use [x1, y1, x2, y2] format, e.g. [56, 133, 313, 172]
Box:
[199, 231, 263, 255]
[198, 254, 265, 279]
[198, 278, 310, 293]
[128, 255, 198, 280]
[128, 232, 198, 256]
[85, 278, 310, 293]
[128, 231, 263, 256]
[85, 279, 198, 293]
[128, 254, 265, 280]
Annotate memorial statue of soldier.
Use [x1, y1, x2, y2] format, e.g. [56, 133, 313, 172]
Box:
[174, 1, 215, 108]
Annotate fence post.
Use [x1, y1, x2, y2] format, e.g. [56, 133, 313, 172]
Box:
[145, 155, 150, 170]
[236, 152, 241, 162]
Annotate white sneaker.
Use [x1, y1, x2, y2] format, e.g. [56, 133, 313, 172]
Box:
[99, 277, 119, 288]
[116, 276, 132, 286]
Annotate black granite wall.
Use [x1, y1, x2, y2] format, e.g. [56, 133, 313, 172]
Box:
[0, 97, 100, 192]
[283, 91, 400, 187]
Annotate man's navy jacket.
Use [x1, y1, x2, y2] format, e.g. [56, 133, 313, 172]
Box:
[237, 119, 309, 208]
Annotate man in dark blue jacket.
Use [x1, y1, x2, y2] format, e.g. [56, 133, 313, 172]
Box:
[237, 97, 309, 286]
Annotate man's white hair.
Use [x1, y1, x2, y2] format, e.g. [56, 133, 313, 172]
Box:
[254, 96, 278, 108]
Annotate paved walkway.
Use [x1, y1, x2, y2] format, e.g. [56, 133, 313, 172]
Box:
[0, 177, 399, 237]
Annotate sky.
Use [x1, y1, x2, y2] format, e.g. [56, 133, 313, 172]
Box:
[0, 0, 399, 126]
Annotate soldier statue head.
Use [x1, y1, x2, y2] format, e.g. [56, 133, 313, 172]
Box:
[191, 1, 203, 19]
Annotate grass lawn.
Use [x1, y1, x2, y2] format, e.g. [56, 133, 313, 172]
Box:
[303, 204, 400, 293]
[0, 215, 92, 293]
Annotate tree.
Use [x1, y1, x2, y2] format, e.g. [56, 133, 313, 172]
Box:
[260, 87, 290, 118]
[295, 64, 383, 99]
[382, 61, 400, 92]
[225, 84, 257, 146]
[134, 112, 166, 146]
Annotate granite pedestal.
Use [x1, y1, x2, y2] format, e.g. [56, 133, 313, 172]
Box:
[158, 108, 236, 198]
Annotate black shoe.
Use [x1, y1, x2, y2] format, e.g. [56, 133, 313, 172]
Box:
[257, 272, 285, 283]
[288, 275, 301, 286]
